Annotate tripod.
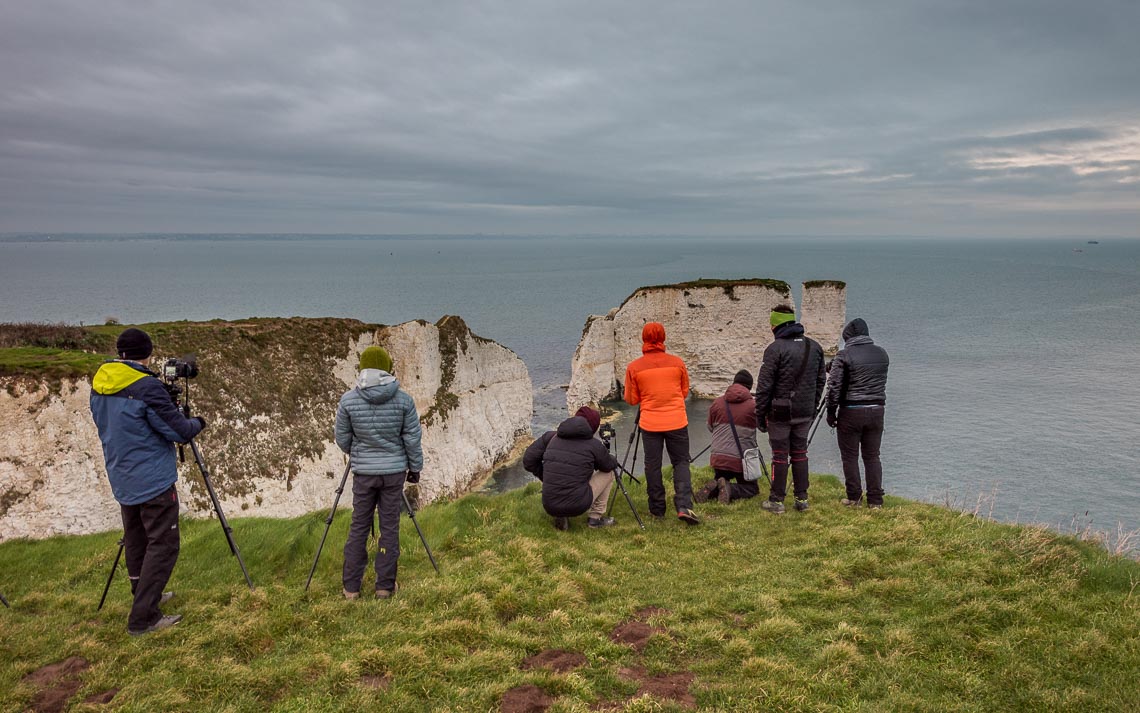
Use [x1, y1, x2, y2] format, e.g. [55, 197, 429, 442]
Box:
[1, 592, 9, 608]
[600, 423, 645, 529]
[305, 467, 439, 591]
[807, 385, 831, 447]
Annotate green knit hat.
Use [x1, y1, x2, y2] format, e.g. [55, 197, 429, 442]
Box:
[770, 308, 797, 328]
[359, 346, 393, 372]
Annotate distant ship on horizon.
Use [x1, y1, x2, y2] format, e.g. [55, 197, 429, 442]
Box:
[1087, 240, 1099, 244]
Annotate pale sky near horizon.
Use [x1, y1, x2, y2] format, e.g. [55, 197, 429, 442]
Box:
[1, 0, 1138, 237]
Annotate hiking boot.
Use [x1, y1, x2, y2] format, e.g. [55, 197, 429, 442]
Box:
[159, 591, 175, 606]
[128, 614, 182, 636]
[677, 508, 701, 525]
[342, 589, 360, 600]
[716, 477, 731, 505]
[794, 498, 810, 512]
[588, 516, 616, 528]
[761, 499, 785, 515]
[868, 503, 883, 510]
[694, 479, 718, 504]
[376, 582, 399, 599]
[840, 498, 862, 508]
[553, 516, 570, 531]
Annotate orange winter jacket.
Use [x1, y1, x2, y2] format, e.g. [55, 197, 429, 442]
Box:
[623, 326, 690, 432]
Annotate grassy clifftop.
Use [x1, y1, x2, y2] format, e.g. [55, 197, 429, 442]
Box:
[1, 472, 1136, 712]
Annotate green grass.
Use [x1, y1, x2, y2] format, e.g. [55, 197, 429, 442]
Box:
[0, 347, 109, 379]
[1, 472, 1137, 712]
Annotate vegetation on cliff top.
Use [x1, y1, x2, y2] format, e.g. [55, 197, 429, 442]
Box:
[1, 472, 1136, 712]
[620, 278, 792, 309]
[803, 280, 847, 290]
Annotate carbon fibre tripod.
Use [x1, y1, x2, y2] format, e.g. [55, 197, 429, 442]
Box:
[1, 592, 9, 608]
[600, 423, 645, 529]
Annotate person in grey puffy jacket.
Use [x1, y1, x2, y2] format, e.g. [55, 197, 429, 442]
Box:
[335, 346, 423, 599]
[826, 318, 889, 508]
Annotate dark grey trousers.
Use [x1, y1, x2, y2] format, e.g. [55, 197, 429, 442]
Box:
[713, 468, 760, 501]
[342, 473, 403, 593]
[766, 419, 811, 501]
[837, 406, 885, 505]
[121, 484, 180, 632]
[640, 427, 694, 515]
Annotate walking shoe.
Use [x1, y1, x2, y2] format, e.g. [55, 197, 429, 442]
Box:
[677, 508, 701, 525]
[694, 479, 718, 504]
[376, 582, 399, 599]
[588, 516, 616, 528]
[716, 478, 731, 505]
[342, 589, 360, 600]
[553, 516, 570, 531]
[840, 498, 862, 508]
[761, 499, 785, 515]
[128, 614, 182, 636]
[159, 591, 175, 606]
[794, 498, 810, 512]
[868, 503, 883, 510]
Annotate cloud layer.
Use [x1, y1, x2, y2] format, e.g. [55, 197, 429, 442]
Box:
[2, 0, 1138, 236]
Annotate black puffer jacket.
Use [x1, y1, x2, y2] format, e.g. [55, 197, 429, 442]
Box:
[753, 321, 826, 423]
[523, 415, 618, 517]
[827, 318, 889, 408]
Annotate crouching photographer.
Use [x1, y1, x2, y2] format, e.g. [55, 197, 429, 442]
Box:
[89, 328, 206, 636]
[523, 406, 618, 531]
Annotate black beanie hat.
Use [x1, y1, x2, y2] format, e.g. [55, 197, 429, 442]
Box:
[733, 369, 754, 390]
[116, 328, 153, 360]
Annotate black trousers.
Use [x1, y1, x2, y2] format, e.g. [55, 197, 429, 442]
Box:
[713, 468, 760, 501]
[343, 473, 403, 593]
[766, 419, 811, 501]
[120, 484, 180, 632]
[640, 427, 694, 515]
[837, 406, 885, 505]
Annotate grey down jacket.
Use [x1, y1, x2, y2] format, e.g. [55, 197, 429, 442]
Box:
[335, 369, 424, 475]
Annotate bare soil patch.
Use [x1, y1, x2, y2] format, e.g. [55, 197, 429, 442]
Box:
[618, 666, 696, 709]
[83, 689, 119, 705]
[22, 656, 90, 713]
[521, 649, 587, 673]
[610, 621, 663, 652]
[359, 674, 391, 690]
[501, 684, 553, 713]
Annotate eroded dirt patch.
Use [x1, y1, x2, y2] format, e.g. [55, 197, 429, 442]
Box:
[619, 666, 696, 709]
[521, 649, 587, 673]
[610, 621, 663, 652]
[359, 674, 391, 690]
[501, 684, 553, 713]
[22, 657, 90, 713]
[83, 689, 119, 705]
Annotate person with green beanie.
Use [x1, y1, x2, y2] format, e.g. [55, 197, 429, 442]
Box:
[753, 305, 826, 514]
[335, 344, 423, 599]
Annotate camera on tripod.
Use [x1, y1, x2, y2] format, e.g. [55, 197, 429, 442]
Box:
[599, 423, 615, 449]
[163, 356, 199, 382]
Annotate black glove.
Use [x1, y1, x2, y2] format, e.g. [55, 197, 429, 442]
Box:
[757, 416, 768, 434]
[826, 408, 837, 429]
[195, 416, 208, 429]
[406, 471, 421, 484]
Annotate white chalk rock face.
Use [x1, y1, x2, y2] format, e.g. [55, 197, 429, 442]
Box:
[800, 281, 848, 355]
[568, 280, 815, 411]
[0, 316, 531, 541]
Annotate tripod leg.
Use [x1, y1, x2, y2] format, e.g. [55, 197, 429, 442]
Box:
[402, 490, 440, 574]
[1, 592, 10, 608]
[96, 540, 124, 612]
[190, 440, 255, 591]
[615, 469, 645, 530]
[305, 462, 351, 591]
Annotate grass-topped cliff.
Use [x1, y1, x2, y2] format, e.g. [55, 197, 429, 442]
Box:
[619, 279, 792, 309]
[1, 472, 1136, 712]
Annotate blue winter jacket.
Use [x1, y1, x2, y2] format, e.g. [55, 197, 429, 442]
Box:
[89, 361, 204, 506]
[335, 369, 424, 476]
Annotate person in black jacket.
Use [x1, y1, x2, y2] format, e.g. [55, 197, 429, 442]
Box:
[523, 406, 619, 530]
[753, 305, 826, 514]
[826, 318, 889, 508]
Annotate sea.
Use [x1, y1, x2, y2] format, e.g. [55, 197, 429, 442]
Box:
[1, 234, 1137, 542]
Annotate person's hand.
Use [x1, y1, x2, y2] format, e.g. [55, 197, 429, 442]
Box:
[195, 416, 208, 429]
[406, 471, 421, 484]
[826, 408, 837, 429]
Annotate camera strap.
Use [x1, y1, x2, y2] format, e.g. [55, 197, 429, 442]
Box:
[725, 400, 746, 460]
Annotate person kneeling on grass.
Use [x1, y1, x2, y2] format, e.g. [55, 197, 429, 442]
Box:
[523, 406, 619, 530]
[335, 346, 423, 600]
[697, 369, 760, 505]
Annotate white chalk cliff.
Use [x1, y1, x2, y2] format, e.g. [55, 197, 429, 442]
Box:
[566, 279, 846, 412]
[0, 316, 531, 541]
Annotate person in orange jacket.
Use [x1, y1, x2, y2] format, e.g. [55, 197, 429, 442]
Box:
[623, 322, 700, 524]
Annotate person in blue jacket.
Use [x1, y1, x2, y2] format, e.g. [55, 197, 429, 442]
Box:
[335, 346, 424, 600]
[90, 328, 205, 635]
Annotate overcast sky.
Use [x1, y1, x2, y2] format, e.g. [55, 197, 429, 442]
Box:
[1, 0, 1137, 237]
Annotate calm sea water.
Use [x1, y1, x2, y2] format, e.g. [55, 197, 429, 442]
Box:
[2, 235, 1137, 538]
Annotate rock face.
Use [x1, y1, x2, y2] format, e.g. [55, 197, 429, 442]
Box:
[0, 316, 531, 540]
[566, 279, 846, 412]
[801, 281, 848, 355]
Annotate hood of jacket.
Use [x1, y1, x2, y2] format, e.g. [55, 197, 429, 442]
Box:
[356, 368, 400, 404]
[556, 415, 595, 440]
[842, 318, 869, 341]
[725, 382, 753, 403]
[773, 321, 805, 340]
[641, 322, 666, 354]
[92, 361, 151, 395]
